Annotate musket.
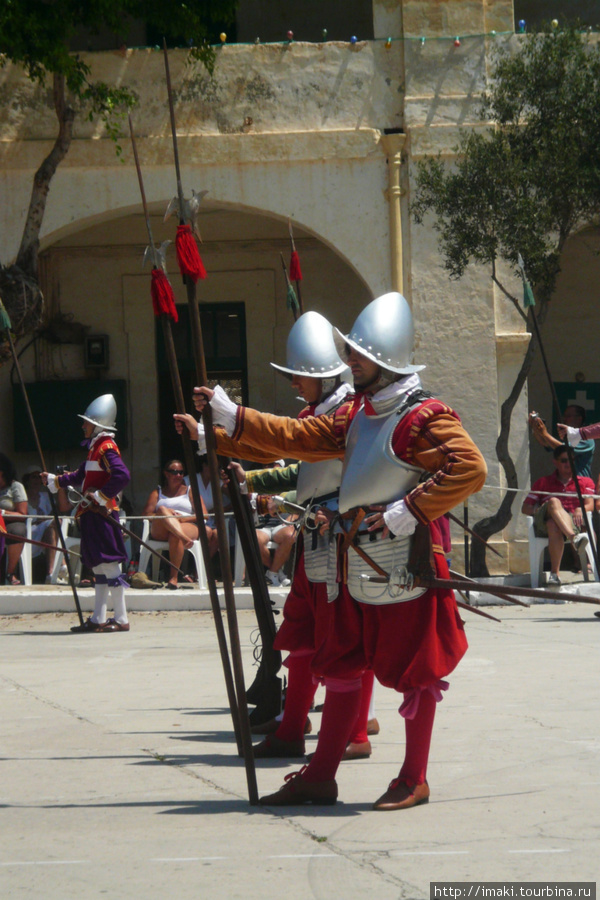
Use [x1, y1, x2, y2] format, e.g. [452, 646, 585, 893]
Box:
[128, 113, 242, 757]
[360, 569, 600, 607]
[2, 530, 81, 558]
[446, 510, 502, 559]
[449, 568, 528, 607]
[226, 468, 283, 726]
[68, 486, 190, 579]
[162, 43, 258, 804]
[0, 299, 84, 625]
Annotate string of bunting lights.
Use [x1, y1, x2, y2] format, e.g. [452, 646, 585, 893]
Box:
[208, 19, 596, 49]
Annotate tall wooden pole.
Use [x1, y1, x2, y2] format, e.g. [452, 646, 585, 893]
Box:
[162, 44, 258, 804]
[128, 115, 243, 755]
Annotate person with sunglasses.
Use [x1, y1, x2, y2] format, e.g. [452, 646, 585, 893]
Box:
[521, 445, 595, 586]
[143, 459, 216, 589]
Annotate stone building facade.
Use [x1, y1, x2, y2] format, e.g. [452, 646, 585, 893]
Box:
[1, 1, 598, 573]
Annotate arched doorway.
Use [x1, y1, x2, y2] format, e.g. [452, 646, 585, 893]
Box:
[36, 200, 372, 508]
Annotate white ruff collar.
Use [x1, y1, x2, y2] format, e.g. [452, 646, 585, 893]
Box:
[315, 382, 353, 416]
[367, 373, 422, 415]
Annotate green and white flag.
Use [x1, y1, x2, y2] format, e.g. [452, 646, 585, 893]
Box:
[0, 297, 13, 333]
[517, 253, 535, 308]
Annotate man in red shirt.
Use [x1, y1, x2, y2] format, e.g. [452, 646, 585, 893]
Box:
[521, 445, 595, 585]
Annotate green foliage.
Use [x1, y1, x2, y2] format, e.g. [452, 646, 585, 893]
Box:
[0, 0, 239, 91]
[411, 26, 600, 301]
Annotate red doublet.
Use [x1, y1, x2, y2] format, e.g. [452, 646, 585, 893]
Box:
[82, 436, 122, 510]
[309, 398, 469, 692]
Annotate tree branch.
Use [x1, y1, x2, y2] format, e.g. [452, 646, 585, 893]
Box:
[15, 74, 75, 278]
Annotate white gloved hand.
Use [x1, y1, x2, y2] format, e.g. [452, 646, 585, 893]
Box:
[565, 426, 582, 447]
[209, 384, 239, 434]
[383, 498, 418, 537]
[46, 473, 59, 494]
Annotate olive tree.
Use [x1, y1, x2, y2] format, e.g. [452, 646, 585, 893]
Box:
[411, 26, 600, 575]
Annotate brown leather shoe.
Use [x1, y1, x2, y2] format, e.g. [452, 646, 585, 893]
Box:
[70, 617, 107, 633]
[367, 718, 380, 736]
[251, 717, 312, 736]
[253, 734, 306, 758]
[259, 768, 337, 806]
[341, 740, 372, 761]
[103, 618, 130, 632]
[372, 778, 430, 811]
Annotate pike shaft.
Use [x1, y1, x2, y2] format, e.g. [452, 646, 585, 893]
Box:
[128, 114, 156, 251]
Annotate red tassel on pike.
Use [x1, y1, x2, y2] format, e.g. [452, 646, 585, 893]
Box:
[150, 268, 178, 322]
[176, 224, 207, 282]
[290, 250, 302, 281]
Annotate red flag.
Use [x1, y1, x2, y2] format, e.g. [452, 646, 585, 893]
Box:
[150, 268, 178, 322]
[176, 224, 207, 282]
[290, 249, 302, 281]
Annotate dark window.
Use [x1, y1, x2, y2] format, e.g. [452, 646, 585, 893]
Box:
[155, 302, 247, 465]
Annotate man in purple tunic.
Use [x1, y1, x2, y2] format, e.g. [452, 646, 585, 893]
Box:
[42, 394, 131, 633]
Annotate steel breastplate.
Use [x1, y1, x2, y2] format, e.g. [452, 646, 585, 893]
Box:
[296, 458, 343, 504]
[338, 402, 424, 514]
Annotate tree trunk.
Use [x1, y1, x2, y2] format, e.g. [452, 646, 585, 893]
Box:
[470, 302, 549, 576]
[0, 74, 75, 352]
[16, 73, 75, 279]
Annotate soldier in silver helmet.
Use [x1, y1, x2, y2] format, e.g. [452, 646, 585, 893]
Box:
[42, 394, 131, 634]
[183, 291, 487, 810]
[225, 310, 377, 762]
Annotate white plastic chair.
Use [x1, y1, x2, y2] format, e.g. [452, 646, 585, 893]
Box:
[49, 511, 129, 585]
[526, 512, 598, 588]
[19, 517, 33, 586]
[138, 518, 207, 589]
[49, 517, 81, 584]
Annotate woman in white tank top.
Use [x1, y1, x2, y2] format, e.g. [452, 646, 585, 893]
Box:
[143, 459, 217, 588]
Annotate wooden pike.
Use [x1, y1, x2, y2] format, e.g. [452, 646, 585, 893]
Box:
[162, 42, 258, 804]
[128, 112, 243, 757]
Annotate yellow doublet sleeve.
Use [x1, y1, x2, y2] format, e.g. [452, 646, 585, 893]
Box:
[404, 413, 488, 524]
[213, 408, 344, 463]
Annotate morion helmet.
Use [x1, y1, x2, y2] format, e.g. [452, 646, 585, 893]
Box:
[271, 310, 348, 379]
[78, 394, 117, 432]
[332, 292, 425, 375]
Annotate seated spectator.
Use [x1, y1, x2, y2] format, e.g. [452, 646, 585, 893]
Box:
[195, 454, 232, 519]
[529, 405, 595, 477]
[255, 494, 296, 588]
[0, 452, 28, 585]
[143, 459, 217, 589]
[521, 445, 595, 585]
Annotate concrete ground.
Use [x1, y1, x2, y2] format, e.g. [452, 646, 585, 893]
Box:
[0, 597, 599, 899]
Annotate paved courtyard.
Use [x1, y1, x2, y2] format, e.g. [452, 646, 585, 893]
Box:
[0, 601, 598, 899]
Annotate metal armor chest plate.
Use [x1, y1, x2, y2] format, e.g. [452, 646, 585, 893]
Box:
[338, 405, 423, 514]
[296, 458, 343, 504]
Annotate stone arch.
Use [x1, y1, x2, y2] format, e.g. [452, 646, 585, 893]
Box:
[35, 198, 372, 506]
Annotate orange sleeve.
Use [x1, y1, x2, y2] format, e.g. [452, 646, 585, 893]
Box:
[403, 413, 487, 525]
[213, 407, 345, 463]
